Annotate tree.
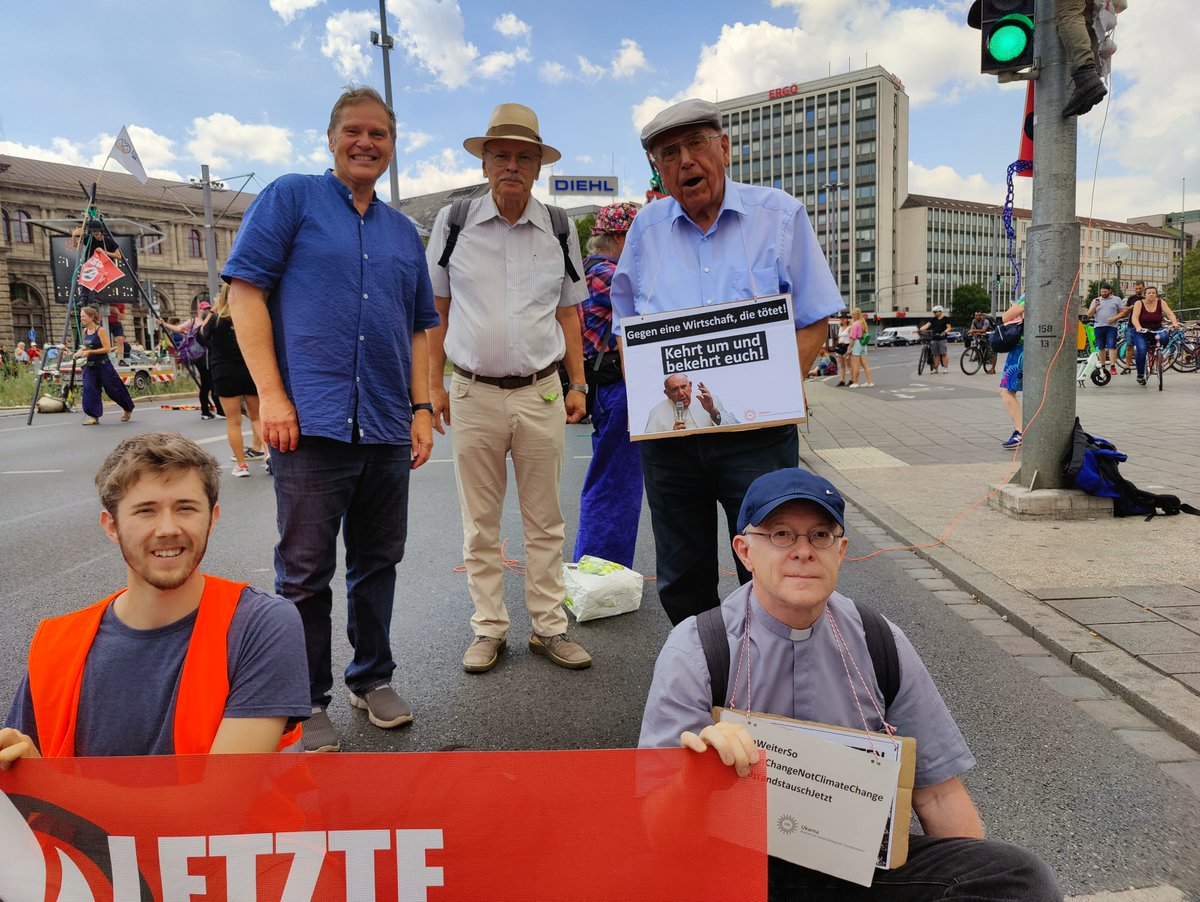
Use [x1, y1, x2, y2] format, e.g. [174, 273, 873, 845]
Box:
[575, 213, 596, 260]
[950, 283, 990, 325]
[1085, 280, 1122, 303]
[1180, 242, 1200, 313]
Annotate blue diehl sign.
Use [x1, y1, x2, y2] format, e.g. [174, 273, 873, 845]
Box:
[549, 176, 619, 195]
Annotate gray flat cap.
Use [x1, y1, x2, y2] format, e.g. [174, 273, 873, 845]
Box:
[640, 99, 723, 151]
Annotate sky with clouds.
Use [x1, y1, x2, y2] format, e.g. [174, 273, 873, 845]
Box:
[2, 0, 1195, 224]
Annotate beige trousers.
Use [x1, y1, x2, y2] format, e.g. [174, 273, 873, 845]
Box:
[449, 370, 569, 638]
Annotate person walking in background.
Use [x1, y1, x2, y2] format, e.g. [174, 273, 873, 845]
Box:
[159, 303, 223, 420]
[846, 307, 874, 388]
[1087, 283, 1123, 375]
[833, 312, 851, 387]
[998, 298, 1026, 449]
[199, 284, 266, 478]
[74, 305, 134, 427]
[574, 202, 643, 569]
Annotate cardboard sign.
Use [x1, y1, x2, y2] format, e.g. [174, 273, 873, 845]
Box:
[720, 709, 914, 887]
[0, 749, 765, 902]
[621, 294, 806, 441]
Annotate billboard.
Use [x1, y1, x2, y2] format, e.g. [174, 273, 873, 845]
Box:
[49, 235, 140, 306]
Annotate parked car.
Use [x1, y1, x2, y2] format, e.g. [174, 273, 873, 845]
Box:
[945, 330, 964, 343]
[875, 326, 921, 347]
[41, 349, 176, 391]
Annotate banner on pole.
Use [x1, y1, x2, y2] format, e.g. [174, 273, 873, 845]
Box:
[110, 126, 150, 185]
[0, 749, 765, 902]
[77, 251, 126, 293]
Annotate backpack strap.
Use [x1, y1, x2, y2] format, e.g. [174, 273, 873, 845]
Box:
[547, 204, 581, 283]
[435, 198, 472, 269]
[852, 599, 901, 711]
[697, 606, 730, 710]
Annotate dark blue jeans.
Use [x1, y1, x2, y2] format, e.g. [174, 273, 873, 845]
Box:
[768, 835, 1062, 900]
[639, 425, 799, 625]
[271, 436, 411, 707]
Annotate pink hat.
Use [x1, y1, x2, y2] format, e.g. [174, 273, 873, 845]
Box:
[198, 301, 212, 310]
[590, 202, 639, 235]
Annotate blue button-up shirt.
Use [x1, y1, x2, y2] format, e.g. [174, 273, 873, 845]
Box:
[223, 171, 439, 444]
[610, 178, 843, 330]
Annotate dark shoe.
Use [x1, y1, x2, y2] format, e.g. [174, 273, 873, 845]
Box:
[350, 686, 413, 729]
[1001, 430, 1022, 449]
[1063, 63, 1107, 118]
[1137, 376, 1147, 385]
[303, 706, 340, 752]
[244, 448, 267, 460]
[200, 413, 215, 420]
[529, 633, 592, 669]
[463, 636, 506, 673]
[835, 381, 846, 387]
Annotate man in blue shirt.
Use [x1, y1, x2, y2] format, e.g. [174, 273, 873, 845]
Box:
[610, 98, 844, 625]
[223, 87, 440, 752]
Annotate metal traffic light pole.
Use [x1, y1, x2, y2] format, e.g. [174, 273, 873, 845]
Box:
[1019, 0, 1079, 490]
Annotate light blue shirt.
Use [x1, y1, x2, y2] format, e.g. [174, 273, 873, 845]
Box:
[638, 583, 976, 789]
[610, 179, 843, 331]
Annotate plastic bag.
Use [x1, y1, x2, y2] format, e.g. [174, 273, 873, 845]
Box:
[562, 556, 643, 622]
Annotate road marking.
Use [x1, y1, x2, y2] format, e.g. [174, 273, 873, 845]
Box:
[1066, 887, 1185, 901]
[1, 469, 64, 475]
[815, 447, 908, 470]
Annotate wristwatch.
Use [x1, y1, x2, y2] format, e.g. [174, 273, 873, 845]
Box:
[567, 383, 588, 395]
[412, 402, 434, 414]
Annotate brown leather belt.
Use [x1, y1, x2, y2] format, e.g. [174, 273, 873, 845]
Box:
[453, 362, 558, 390]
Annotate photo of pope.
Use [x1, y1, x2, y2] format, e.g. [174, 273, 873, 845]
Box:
[644, 374, 738, 433]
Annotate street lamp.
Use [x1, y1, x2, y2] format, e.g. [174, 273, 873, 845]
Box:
[369, 0, 401, 208]
[823, 181, 842, 300]
[1104, 242, 1130, 296]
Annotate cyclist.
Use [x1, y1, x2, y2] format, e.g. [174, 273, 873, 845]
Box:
[1130, 286, 1181, 385]
[966, 310, 996, 360]
[1087, 283, 1124, 375]
[918, 305, 952, 373]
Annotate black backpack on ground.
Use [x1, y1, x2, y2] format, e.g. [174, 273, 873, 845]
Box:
[696, 600, 901, 712]
[435, 197, 580, 283]
[1062, 417, 1199, 520]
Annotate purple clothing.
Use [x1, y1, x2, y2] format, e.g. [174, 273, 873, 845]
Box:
[579, 255, 619, 357]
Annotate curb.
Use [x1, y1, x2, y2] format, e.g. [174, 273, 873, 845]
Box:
[1, 391, 199, 419]
[799, 441, 1200, 753]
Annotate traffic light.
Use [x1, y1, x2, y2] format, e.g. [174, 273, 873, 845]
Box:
[970, 0, 1036, 75]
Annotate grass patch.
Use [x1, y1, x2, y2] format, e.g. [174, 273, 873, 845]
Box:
[1, 366, 197, 408]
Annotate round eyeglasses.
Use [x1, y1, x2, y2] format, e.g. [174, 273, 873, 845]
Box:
[742, 527, 842, 550]
[650, 133, 722, 165]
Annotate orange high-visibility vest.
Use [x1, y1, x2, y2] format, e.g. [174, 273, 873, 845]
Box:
[27, 574, 302, 756]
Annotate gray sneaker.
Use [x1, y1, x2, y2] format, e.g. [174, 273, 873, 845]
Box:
[303, 706, 340, 752]
[463, 636, 506, 672]
[349, 686, 414, 729]
[529, 633, 592, 669]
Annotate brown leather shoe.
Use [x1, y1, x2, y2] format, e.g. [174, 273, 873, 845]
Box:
[463, 636, 506, 673]
[529, 633, 592, 669]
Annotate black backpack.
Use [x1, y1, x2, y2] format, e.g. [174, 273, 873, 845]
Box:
[435, 197, 580, 283]
[696, 600, 901, 712]
[1062, 417, 1199, 520]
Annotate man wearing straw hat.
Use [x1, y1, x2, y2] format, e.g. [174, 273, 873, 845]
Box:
[426, 103, 592, 674]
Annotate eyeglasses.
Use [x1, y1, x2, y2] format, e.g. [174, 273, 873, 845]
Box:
[742, 526, 843, 550]
[485, 150, 542, 170]
[650, 133, 722, 165]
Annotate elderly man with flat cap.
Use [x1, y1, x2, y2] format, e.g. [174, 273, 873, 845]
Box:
[611, 98, 843, 626]
[426, 103, 592, 674]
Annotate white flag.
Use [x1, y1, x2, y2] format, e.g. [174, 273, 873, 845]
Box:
[110, 126, 149, 184]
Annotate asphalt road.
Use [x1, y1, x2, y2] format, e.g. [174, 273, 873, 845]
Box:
[1, 400, 1198, 898]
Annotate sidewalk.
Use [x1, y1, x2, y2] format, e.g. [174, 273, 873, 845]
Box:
[797, 354, 1200, 751]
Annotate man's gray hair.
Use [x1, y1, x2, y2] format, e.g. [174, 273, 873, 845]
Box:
[328, 86, 396, 140]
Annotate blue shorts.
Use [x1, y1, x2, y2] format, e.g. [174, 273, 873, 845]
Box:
[1093, 325, 1117, 350]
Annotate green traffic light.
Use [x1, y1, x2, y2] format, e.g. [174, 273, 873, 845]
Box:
[987, 13, 1033, 63]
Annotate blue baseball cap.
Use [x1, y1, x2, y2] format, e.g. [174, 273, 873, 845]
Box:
[737, 468, 845, 533]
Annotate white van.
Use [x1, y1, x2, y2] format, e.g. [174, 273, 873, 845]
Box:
[875, 326, 921, 347]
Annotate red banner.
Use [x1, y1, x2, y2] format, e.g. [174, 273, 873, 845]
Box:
[0, 750, 765, 901]
[77, 251, 125, 292]
[1017, 81, 1034, 177]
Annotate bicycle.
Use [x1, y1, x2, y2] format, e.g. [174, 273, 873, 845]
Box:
[917, 332, 935, 375]
[1076, 319, 1110, 387]
[960, 332, 997, 375]
[1163, 326, 1199, 373]
[1136, 329, 1167, 391]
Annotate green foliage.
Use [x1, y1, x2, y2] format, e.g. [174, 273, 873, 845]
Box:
[575, 213, 596, 260]
[1180, 243, 1200, 313]
[950, 283, 991, 324]
[1086, 280, 1123, 303]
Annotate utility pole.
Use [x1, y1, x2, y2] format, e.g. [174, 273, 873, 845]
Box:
[1019, 0, 1077, 490]
[370, 0, 401, 208]
[200, 164, 220, 302]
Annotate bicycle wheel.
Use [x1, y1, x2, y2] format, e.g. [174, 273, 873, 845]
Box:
[960, 345, 981, 375]
[983, 349, 997, 374]
[1169, 339, 1199, 373]
[918, 346, 927, 375]
[1090, 364, 1111, 386]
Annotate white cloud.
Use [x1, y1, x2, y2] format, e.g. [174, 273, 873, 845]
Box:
[321, 10, 376, 80]
[577, 154, 593, 164]
[908, 161, 1031, 210]
[0, 138, 88, 166]
[394, 147, 483, 197]
[400, 129, 433, 152]
[187, 114, 293, 169]
[610, 38, 648, 79]
[493, 12, 529, 39]
[539, 61, 569, 84]
[2, 127, 181, 180]
[388, 0, 479, 89]
[477, 47, 530, 80]
[270, 0, 325, 25]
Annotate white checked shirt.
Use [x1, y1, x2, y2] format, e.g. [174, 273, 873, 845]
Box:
[426, 192, 587, 377]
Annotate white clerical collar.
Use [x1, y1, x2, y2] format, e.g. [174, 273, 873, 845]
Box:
[790, 626, 814, 641]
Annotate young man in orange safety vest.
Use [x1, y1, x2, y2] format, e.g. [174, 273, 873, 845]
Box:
[0, 433, 310, 765]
